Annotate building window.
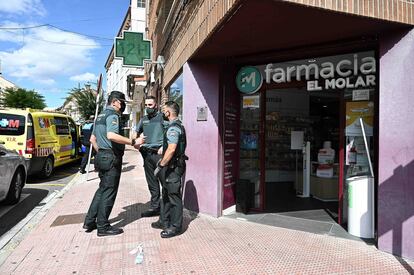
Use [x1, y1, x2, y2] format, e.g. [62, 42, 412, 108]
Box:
[168, 73, 183, 120]
[137, 0, 145, 8]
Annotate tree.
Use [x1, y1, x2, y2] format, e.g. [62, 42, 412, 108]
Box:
[1, 87, 46, 109]
[65, 86, 103, 121]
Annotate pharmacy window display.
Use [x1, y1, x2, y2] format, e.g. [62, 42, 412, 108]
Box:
[237, 50, 377, 218]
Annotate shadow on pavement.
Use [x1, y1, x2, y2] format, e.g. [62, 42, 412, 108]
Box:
[109, 201, 198, 234]
[0, 188, 48, 237]
[122, 165, 136, 173]
[110, 202, 150, 228]
[27, 161, 81, 184]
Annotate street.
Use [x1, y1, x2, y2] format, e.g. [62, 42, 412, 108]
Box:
[0, 160, 81, 237]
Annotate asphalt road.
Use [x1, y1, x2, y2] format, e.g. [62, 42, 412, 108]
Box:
[0, 159, 82, 237]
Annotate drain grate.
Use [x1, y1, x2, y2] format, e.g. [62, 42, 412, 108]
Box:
[50, 213, 86, 227]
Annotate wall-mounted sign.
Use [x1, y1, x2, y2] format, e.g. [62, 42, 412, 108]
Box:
[115, 31, 151, 67]
[263, 54, 376, 91]
[236, 66, 263, 94]
[352, 89, 370, 101]
[197, 106, 208, 121]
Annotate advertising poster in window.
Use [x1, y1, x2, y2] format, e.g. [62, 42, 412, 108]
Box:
[345, 101, 374, 136]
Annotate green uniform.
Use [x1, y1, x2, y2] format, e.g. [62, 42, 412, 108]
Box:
[136, 112, 167, 210]
[158, 118, 187, 232]
[84, 106, 124, 230]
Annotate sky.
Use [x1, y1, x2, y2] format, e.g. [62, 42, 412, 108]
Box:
[0, 0, 130, 108]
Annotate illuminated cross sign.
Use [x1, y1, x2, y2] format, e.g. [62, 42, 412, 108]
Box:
[115, 31, 151, 67]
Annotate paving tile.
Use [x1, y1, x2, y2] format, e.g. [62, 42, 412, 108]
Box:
[0, 149, 413, 275]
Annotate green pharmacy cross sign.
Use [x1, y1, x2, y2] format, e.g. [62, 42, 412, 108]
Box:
[115, 31, 151, 67]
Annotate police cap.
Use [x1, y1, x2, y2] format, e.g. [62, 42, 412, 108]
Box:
[109, 91, 126, 102]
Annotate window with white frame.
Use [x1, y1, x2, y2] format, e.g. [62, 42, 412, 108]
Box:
[137, 0, 145, 8]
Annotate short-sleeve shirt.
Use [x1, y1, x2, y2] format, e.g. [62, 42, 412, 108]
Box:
[93, 106, 125, 154]
[166, 119, 182, 145]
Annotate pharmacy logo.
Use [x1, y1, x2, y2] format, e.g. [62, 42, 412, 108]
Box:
[236, 66, 263, 94]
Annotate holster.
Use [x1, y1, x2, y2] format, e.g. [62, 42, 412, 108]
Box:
[169, 155, 189, 169]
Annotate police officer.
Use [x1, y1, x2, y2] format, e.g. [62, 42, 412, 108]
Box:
[152, 101, 187, 238]
[136, 95, 168, 217]
[79, 115, 95, 174]
[83, 91, 145, 236]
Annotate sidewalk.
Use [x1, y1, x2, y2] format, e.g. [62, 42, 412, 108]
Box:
[0, 148, 413, 274]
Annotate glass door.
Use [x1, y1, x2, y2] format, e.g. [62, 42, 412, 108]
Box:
[239, 92, 263, 210]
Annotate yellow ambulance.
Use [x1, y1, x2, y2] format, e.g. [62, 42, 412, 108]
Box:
[0, 108, 82, 178]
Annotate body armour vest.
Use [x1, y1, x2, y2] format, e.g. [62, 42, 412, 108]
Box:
[142, 112, 164, 148]
[163, 120, 187, 163]
[96, 108, 124, 156]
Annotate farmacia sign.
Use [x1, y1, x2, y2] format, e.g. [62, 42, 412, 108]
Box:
[264, 54, 376, 91]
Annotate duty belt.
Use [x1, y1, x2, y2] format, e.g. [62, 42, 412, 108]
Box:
[140, 147, 160, 154]
[98, 148, 122, 157]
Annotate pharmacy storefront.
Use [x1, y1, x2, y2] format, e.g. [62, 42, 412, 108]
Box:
[180, 1, 414, 260]
[223, 50, 378, 231]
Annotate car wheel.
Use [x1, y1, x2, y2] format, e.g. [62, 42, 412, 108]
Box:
[41, 156, 54, 178]
[4, 168, 24, 205]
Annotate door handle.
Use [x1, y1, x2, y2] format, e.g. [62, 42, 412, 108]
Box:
[0, 151, 6, 156]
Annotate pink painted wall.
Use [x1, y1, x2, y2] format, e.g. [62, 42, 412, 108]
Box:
[182, 62, 222, 217]
[379, 27, 414, 261]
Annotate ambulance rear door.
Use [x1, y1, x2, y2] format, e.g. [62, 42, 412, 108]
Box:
[0, 111, 27, 155]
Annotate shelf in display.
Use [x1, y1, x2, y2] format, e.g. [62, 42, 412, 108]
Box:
[240, 129, 259, 131]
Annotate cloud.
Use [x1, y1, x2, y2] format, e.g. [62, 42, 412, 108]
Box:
[70, 72, 98, 82]
[0, 24, 100, 85]
[0, 0, 46, 16]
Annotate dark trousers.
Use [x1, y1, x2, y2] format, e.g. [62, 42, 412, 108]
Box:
[84, 151, 122, 230]
[141, 150, 162, 210]
[80, 145, 95, 171]
[159, 166, 184, 231]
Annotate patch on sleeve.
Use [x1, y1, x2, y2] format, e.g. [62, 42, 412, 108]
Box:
[112, 117, 118, 125]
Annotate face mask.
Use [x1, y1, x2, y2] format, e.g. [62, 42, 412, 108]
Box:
[162, 111, 169, 121]
[120, 101, 126, 113]
[146, 107, 157, 115]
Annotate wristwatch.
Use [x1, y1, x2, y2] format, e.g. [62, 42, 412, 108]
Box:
[131, 138, 136, 146]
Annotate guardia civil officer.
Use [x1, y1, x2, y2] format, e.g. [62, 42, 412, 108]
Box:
[136, 95, 168, 217]
[152, 101, 187, 238]
[83, 91, 145, 237]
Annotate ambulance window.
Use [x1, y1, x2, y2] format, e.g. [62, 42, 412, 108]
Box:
[54, 117, 70, 135]
[68, 119, 76, 135]
[27, 114, 34, 140]
[0, 113, 26, 136]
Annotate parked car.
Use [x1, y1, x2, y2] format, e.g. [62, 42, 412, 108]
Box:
[0, 144, 27, 204]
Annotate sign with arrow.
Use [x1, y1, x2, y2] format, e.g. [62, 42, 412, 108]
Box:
[115, 31, 151, 67]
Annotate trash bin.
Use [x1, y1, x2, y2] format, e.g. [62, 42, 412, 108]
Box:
[236, 179, 253, 214]
[346, 176, 374, 238]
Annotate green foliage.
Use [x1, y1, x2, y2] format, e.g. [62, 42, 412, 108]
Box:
[67, 87, 103, 120]
[1, 87, 46, 109]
